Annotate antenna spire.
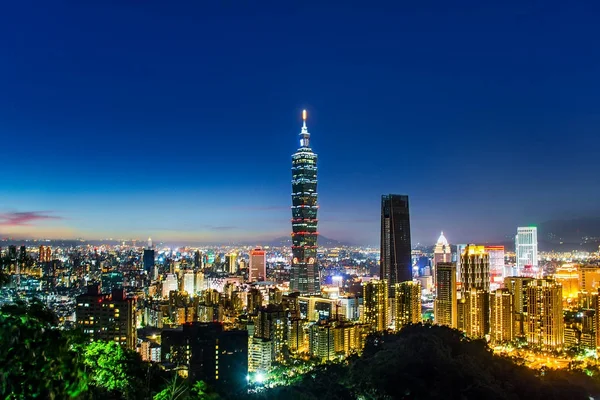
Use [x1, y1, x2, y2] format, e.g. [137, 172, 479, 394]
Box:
[299, 109, 310, 147]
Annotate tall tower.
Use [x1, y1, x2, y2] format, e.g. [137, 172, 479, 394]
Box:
[515, 227, 538, 276]
[291, 110, 320, 295]
[435, 262, 457, 328]
[380, 194, 412, 297]
[250, 247, 266, 282]
[395, 281, 421, 331]
[460, 245, 490, 293]
[526, 279, 563, 351]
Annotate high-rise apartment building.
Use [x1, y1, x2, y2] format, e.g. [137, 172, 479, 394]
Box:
[526, 279, 564, 351]
[291, 110, 320, 295]
[254, 304, 288, 361]
[309, 322, 335, 361]
[462, 288, 489, 338]
[485, 245, 505, 284]
[490, 288, 513, 345]
[161, 322, 248, 391]
[249, 247, 266, 282]
[460, 245, 490, 292]
[363, 280, 388, 332]
[516, 227, 538, 276]
[76, 285, 136, 349]
[226, 253, 238, 274]
[380, 194, 412, 297]
[580, 266, 600, 293]
[455, 244, 467, 284]
[504, 276, 534, 337]
[395, 281, 421, 331]
[39, 245, 52, 263]
[435, 262, 457, 328]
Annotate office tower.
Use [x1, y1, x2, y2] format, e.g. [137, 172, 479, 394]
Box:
[162, 274, 178, 298]
[395, 281, 421, 331]
[309, 322, 335, 361]
[76, 285, 136, 349]
[463, 288, 489, 338]
[485, 245, 505, 285]
[363, 280, 388, 332]
[526, 279, 564, 351]
[580, 266, 600, 293]
[249, 247, 266, 282]
[380, 194, 412, 297]
[490, 288, 513, 345]
[504, 276, 534, 337]
[433, 232, 451, 268]
[290, 110, 320, 295]
[143, 248, 155, 277]
[435, 262, 457, 328]
[226, 253, 238, 274]
[101, 271, 124, 294]
[455, 244, 467, 283]
[515, 227, 538, 276]
[183, 272, 196, 294]
[460, 245, 490, 292]
[254, 304, 288, 361]
[194, 250, 203, 269]
[39, 245, 52, 263]
[18, 245, 26, 261]
[8, 245, 17, 260]
[162, 322, 248, 390]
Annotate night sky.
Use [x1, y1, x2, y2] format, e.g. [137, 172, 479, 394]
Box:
[1, 1, 599, 245]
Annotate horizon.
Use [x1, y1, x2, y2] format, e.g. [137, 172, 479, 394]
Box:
[2, 1, 599, 245]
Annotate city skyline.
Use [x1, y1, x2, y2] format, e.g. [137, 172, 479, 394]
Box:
[2, 2, 600, 245]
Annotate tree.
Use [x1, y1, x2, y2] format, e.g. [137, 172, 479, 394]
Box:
[0, 301, 88, 399]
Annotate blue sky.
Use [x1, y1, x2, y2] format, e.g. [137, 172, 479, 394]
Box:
[1, 1, 599, 245]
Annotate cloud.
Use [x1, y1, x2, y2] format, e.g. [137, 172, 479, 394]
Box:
[0, 211, 64, 226]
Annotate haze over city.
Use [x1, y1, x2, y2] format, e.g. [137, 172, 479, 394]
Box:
[2, 1, 599, 245]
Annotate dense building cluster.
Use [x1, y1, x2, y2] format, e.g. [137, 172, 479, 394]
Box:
[2, 111, 600, 393]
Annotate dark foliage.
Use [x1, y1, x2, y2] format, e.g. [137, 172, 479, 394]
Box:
[257, 324, 600, 399]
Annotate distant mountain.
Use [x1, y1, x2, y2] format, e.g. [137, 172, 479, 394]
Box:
[536, 217, 600, 252]
[266, 235, 355, 248]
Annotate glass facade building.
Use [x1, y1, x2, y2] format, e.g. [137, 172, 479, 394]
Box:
[380, 194, 412, 297]
[290, 110, 320, 295]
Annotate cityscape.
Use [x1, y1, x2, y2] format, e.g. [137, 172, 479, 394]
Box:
[2, 2, 600, 400]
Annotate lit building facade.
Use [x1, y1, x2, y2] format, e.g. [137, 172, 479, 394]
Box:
[504, 276, 534, 337]
[291, 110, 320, 295]
[490, 288, 513, 345]
[460, 245, 490, 292]
[76, 285, 136, 349]
[435, 262, 457, 328]
[249, 247, 266, 282]
[485, 245, 505, 288]
[395, 281, 421, 331]
[463, 288, 489, 338]
[433, 232, 451, 279]
[309, 323, 335, 361]
[516, 227, 538, 276]
[580, 266, 600, 294]
[526, 279, 564, 351]
[380, 194, 412, 297]
[363, 280, 388, 332]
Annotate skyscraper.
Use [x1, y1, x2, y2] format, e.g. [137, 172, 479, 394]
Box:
[435, 262, 457, 328]
[395, 281, 421, 331]
[290, 110, 320, 295]
[463, 288, 490, 338]
[526, 279, 563, 351]
[504, 276, 534, 338]
[363, 280, 388, 332]
[433, 232, 452, 266]
[460, 245, 490, 292]
[515, 227, 538, 276]
[380, 194, 412, 297]
[490, 288, 514, 345]
[249, 247, 266, 282]
[76, 285, 136, 349]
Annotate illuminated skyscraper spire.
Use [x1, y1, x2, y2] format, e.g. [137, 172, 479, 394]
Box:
[291, 109, 320, 295]
[299, 109, 310, 148]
